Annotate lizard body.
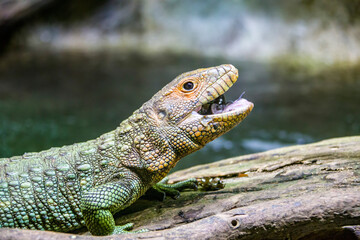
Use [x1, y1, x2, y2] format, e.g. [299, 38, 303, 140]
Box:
[0, 64, 253, 235]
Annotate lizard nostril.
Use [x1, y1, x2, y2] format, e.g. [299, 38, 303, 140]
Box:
[159, 110, 166, 120]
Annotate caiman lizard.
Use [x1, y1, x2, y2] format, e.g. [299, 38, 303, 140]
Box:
[0, 64, 253, 236]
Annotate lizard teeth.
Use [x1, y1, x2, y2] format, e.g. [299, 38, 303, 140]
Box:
[194, 105, 202, 113]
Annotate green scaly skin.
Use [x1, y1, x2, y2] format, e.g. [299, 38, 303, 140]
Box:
[0, 64, 253, 236]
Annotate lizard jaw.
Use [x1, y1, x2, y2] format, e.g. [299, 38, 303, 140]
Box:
[179, 96, 253, 146]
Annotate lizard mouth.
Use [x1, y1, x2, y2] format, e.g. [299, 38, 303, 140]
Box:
[194, 92, 252, 116]
[190, 64, 254, 118]
[179, 64, 253, 126]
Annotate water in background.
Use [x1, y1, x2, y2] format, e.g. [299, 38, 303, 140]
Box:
[0, 51, 359, 171]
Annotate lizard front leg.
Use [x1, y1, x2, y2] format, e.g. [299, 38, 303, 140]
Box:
[81, 174, 146, 236]
[152, 177, 198, 199]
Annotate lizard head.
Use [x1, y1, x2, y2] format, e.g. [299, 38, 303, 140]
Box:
[147, 64, 253, 149]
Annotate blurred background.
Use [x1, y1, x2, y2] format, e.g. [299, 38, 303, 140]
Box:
[0, 0, 359, 171]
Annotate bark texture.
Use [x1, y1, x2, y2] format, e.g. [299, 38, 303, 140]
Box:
[1, 136, 360, 240]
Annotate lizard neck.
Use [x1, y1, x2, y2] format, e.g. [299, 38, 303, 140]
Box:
[106, 106, 199, 185]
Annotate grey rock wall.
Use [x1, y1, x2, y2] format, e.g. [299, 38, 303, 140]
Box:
[7, 0, 360, 63]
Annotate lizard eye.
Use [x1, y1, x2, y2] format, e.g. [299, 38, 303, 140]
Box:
[183, 81, 195, 91]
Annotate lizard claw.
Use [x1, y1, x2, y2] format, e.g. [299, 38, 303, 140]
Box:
[198, 177, 225, 191]
[113, 223, 149, 234]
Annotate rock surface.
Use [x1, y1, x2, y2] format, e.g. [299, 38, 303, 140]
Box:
[2, 0, 360, 63]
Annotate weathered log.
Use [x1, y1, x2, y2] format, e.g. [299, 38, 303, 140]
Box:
[1, 136, 359, 240]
